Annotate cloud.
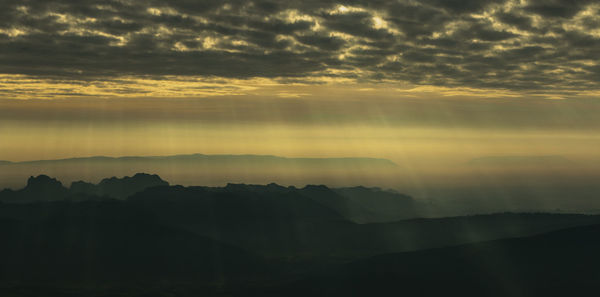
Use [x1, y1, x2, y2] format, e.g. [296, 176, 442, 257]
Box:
[524, 0, 594, 18]
[0, 0, 599, 96]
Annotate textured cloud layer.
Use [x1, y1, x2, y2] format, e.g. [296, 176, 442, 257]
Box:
[1, 0, 599, 95]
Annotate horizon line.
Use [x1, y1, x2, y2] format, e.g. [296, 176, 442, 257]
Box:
[0, 153, 398, 166]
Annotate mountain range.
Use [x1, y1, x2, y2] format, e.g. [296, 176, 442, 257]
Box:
[2, 174, 600, 296]
[0, 154, 401, 190]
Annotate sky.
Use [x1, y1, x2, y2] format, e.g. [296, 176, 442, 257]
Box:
[0, 0, 599, 98]
[1, 0, 600, 204]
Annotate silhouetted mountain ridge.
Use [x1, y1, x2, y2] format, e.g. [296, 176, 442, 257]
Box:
[0, 153, 400, 191]
[333, 186, 416, 223]
[0, 174, 421, 223]
[126, 182, 600, 259]
[0, 173, 168, 203]
[71, 173, 169, 198]
[2, 174, 600, 296]
[4, 154, 398, 167]
[3, 175, 600, 263]
[0, 175, 69, 203]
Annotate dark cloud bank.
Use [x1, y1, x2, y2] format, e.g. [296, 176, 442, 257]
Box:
[0, 0, 599, 91]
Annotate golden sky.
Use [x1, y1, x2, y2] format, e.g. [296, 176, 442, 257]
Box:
[0, 0, 599, 99]
[0, 0, 599, 190]
[1, 94, 599, 164]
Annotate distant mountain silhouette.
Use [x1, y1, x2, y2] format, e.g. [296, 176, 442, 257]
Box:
[0, 174, 419, 222]
[71, 173, 169, 199]
[24, 175, 66, 195]
[0, 153, 400, 190]
[127, 183, 353, 258]
[0, 173, 168, 203]
[126, 182, 600, 259]
[0, 175, 69, 202]
[2, 175, 600, 259]
[198, 183, 421, 223]
[332, 186, 416, 223]
[4, 154, 398, 167]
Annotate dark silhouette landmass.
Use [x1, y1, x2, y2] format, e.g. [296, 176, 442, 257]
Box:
[1, 174, 599, 296]
[0, 173, 168, 202]
[0, 174, 415, 223]
[0, 154, 400, 191]
[280, 224, 600, 297]
[332, 186, 416, 223]
[0, 201, 263, 283]
[71, 173, 169, 199]
[1, 154, 398, 167]
[0, 175, 69, 202]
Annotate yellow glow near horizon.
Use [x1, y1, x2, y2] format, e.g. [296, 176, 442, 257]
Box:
[2, 74, 598, 100]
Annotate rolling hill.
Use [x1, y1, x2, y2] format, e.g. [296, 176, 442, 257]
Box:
[281, 223, 600, 296]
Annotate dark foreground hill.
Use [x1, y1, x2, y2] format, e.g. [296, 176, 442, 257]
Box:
[1, 175, 600, 296]
[279, 224, 600, 297]
[2, 210, 599, 296]
[0, 200, 265, 283]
